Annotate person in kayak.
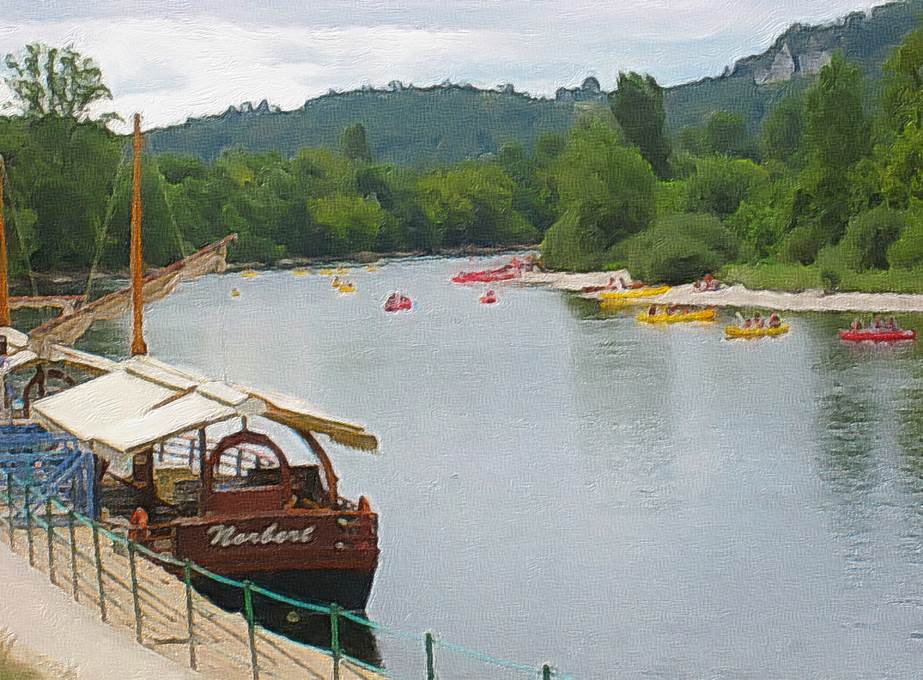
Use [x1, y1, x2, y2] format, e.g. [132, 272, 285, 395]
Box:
[768, 313, 782, 328]
[850, 318, 863, 331]
[648, 305, 658, 316]
[753, 312, 764, 328]
[887, 317, 898, 330]
[873, 315, 883, 330]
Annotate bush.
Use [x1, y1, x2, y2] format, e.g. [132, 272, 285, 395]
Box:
[887, 203, 923, 269]
[615, 213, 737, 283]
[541, 208, 608, 271]
[820, 268, 841, 293]
[778, 224, 826, 264]
[839, 205, 905, 271]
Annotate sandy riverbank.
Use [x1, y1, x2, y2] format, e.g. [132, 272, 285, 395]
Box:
[520, 270, 923, 313]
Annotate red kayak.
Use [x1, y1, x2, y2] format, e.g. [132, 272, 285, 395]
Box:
[452, 262, 520, 284]
[480, 290, 498, 304]
[384, 295, 413, 312]
[838, 328, 916, 343]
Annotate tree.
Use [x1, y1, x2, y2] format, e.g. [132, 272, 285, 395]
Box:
[790, 53, 871, 253]
[761, 96, 805, 165]
[839, 205, 906, 271]
[804, 53, 870, 172]
[704, 112, 756, 158]
[541, 115, 656, 270]
[609, 72, 671, 178]
[341, 123, 372, 163]
[685, 156, 770, 217]
[882, 25, 923, 133]
[3, 43, 117, 122]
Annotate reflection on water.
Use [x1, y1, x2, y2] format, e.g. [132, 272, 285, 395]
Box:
[56, 258, 923, 678]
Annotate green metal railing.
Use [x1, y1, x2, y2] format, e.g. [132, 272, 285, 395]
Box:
[1, 471, 574, 679]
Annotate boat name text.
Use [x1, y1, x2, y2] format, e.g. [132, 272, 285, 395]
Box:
[207, 523, 316, 548]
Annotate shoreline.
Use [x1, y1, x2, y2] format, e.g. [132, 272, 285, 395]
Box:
[521, 271, 923, 313]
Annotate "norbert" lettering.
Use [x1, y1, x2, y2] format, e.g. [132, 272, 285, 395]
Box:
[207, 523, 316, 548]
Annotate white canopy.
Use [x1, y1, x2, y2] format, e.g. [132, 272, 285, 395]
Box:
[30, 355, 378, 457]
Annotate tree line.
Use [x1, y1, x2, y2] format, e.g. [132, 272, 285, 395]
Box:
[2, 35, 923, 293]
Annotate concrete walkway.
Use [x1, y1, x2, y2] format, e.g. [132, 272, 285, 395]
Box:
[0, 542, 197, 680]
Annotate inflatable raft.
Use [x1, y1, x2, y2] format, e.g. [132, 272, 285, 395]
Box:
[636, 308, 717, 324]
[599, 285, 671, 300]
[725, 324, 790, 339]
[838, 328, 916, 343]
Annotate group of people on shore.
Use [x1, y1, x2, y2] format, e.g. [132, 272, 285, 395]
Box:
[735, 312, 784, 329]
[692, 273, 722, 292]
[849, 315, 901, 331]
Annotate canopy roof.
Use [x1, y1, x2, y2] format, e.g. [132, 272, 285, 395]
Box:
[31, 355, 378, 457]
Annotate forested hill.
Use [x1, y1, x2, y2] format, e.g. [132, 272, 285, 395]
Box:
[147, 0, 923, 166]
[665, 0, 923, 131]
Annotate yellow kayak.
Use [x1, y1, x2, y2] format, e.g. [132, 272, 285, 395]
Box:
[599, 285, 671, 300]
[292, 268, 310, 277]
[319, 268, 334, 276]
[636, 308, 717, 324]
[336, 267, 349, 275]
[725, 323, 790, 339]
[338, 283, 356, 294]
[230, 288, 241, 298]
[240, 269, 259, 279]
[366, 264, 380, 272]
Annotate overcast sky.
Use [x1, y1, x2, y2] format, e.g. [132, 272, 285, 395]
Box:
[0, 0, 887, 132]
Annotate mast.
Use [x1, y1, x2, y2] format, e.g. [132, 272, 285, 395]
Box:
[130, 113, 148, 356]
[0, 155, 9, 327]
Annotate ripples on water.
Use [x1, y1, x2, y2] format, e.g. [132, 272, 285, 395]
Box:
[62, 259, 923, 678]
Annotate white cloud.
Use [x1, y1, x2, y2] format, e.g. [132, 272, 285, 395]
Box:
[0, 1, 885, 133]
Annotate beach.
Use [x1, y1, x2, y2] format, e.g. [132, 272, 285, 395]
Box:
[519, 271, 923, 313]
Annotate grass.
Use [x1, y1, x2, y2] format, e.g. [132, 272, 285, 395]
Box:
[721, 262, 923, 294]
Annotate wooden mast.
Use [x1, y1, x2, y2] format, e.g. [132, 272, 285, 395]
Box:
[130, 113, 148, 356]
[0, 155, 9, 327]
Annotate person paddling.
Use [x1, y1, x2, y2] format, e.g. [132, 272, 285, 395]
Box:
[768, 313, 782, 329]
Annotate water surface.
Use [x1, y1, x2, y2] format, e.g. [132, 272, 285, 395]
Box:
[78, 256, 923, 679]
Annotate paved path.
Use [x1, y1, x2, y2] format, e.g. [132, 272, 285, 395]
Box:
[0, 542, 197, 680]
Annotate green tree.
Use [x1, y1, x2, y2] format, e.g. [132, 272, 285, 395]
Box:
[704, 112, 756, 158]
[761, 97, 805, 165]
[685, 156, 769, 217]
[309, 194, 389, 253]
[341, 123, 372, 163]
[3, 43, 117, 123]
[838, 205, 906, 271]
[882, 25, 923, 133]
[788, 52, 871, 257]
[609, 72, 671, 178]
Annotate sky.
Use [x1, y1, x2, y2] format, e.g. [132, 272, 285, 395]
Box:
[0, 0, 888, 132]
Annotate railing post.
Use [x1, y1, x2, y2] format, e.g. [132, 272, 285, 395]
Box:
[425, 631, 436, 680]
[243, 580, 258, 680]
[330, 603, 341, 680]
[24, 485, 34, 567]
[183, 561, 197, 671]
[542, 664, 552, 680]
[44, 499, 54, 584]
[91, 522, 107, 622]
[6, 471, 13, 548]
[128, 541, 143, 644]
[68, 511, 79, 601]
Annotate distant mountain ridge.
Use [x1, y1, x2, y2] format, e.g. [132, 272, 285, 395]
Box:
[147, 0, 923, 166]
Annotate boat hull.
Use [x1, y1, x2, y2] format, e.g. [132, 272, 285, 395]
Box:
[193, 567, 376, 612]
[839, 329, 916, 343]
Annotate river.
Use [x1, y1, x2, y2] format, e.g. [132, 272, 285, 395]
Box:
[75, 255, 923, 679]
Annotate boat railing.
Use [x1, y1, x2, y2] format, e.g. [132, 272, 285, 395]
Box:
[0, 470, 574, 680]
[157, 435, 279, 478]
